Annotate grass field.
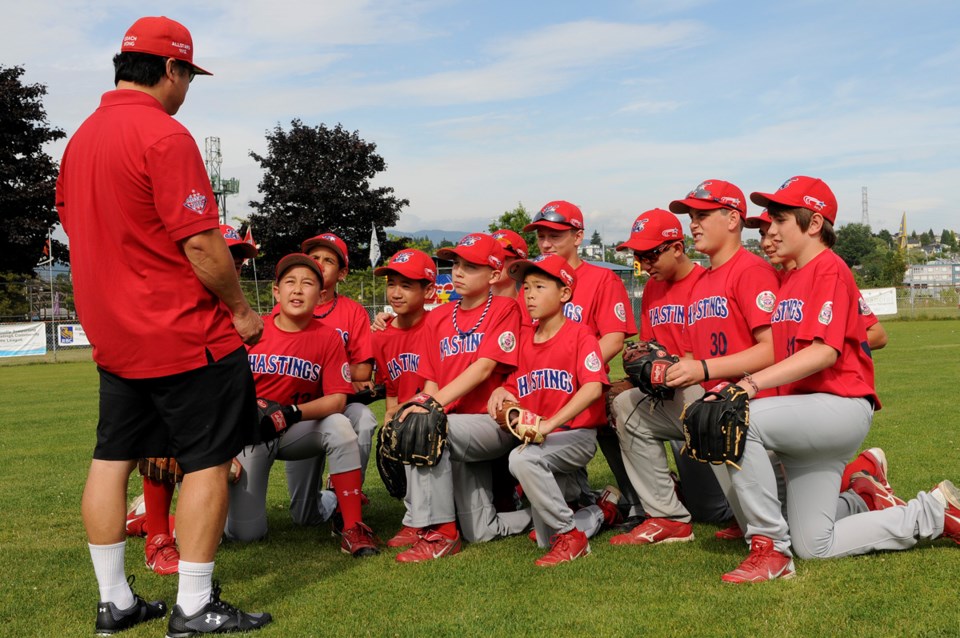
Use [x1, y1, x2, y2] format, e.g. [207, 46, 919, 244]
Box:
[2, 320, 959, 637]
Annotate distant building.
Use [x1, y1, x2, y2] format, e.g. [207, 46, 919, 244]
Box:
[903, 260, 960, 299]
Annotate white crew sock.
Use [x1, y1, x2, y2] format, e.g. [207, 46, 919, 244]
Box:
[89, 541, 134, 609]
[176, 560, 215, 616]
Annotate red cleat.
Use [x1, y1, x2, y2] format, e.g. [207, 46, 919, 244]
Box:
[849, 471, 906, 511]
[340, 523, 380, 557]
[596, 485, 623, 528]
[145, 533, 179, 575]
[841, 447, 890, 493]
[931, 480, 960, 545]
[386, 526, 423, 549]
[715, 521, 745, 540]
[535, 529, 590, 567]
[721, 535, 795, 584]
[395, 530, 461, 563]
[609, 517, 693, 546]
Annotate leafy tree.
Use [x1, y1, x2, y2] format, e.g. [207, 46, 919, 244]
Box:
[918, 229, 933, 246]
[590, 230, 602, 246]
[940, 229, 957, 250]
[875, 229, 894, 249]
[0, 65, 66, 275]
[487, 202, 540, 258]
[834, 223, 876, 267]
[858, 245, 907, 288]
[396, 234, 433, 254]
[248, 119, 409, 271]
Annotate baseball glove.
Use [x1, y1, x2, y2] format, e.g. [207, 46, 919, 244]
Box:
[495, 401, 545, 446]
[376, 428, 407, 498]
[622, 340, 678, 404]
[680, 383, 750, 469]
[379, 393, 448, 466]
[138, 457, 183, 484]
[256, 398, 302, 443]
[347, 383, 386, 406]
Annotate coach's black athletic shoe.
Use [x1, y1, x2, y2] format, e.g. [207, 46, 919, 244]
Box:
[165, 581, 271, 637]
[95, 576, 167, 635]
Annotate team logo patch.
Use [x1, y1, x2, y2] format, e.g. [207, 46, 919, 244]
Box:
[719, 196, 741, 209]
[756, 291, 776, 313]
[320, 234, 338, 241]
[559, 268, 574, 287]
[858, 297, 873, 316]
[662, 228, 679, 238]
[779, 177, 799, 191]
[460, 235, 480, 247]
[584, 351, 602, 372]
[425, 267, 435, 279]
[489, 255, 503, 269]
[223, 228, 241, 241]
[818, 301, 834, 325]
[532, 255, 548, 263]
[341, 363, 352, 382]
[498, 331, 517, 353]
[393, 251, 412, 263]
[183, 190, 207, 214]
[632, 218, 648, 233]
[614, 302, 626, 323]
[570, 218, 583, 229]
[803, 195, 827, 211]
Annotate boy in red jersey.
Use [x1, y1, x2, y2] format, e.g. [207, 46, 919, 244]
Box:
[395, 233, 531, 562]
[491, 228, 529, 300]
[489, 254, 608, 566]
[370, 248, 437, 548]
[609, 209, 733, 538]
[717, 176, 959, 583]
[225, 254, 378, 557]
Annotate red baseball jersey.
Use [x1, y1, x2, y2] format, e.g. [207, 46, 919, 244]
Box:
[639, 264, 705, 355]
[247, 317, 354, 405]
[373, 312, 431, 402]
[681, 248, 780, 389]
[56, 90, 238, 378]
[773, 250, 879, 407]
[418, 295, 520, 414]
[314, 295, 375, 365]
[504, 321, 609, 429]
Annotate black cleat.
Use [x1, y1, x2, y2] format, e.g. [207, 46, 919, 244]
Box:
[95, 576, 167, 635]
[165, 581, 271, 637]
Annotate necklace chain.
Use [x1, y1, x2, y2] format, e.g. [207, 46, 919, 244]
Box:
[452, 291, 493, 337]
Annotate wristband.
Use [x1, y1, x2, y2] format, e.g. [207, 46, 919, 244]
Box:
[700, 360, 710, 382]
[741, 374, 760, 396]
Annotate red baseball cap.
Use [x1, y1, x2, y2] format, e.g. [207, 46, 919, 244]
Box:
[436, 233, 506, 270]
[374, 249, 437, 283]
[121, 16, 212, 76]
[508, 254, 577, 293]
[301, 232, 348, 268]
[275, 253, 323, 282]
[523, 200, 585, 232]
[751, 176, 839, 224]
[743, 209, 773, 229]
[220, 224, 257, 259]
[669, 180, 747, 216]
[492, 229, 529, 259]
[616, 209, 684, 252]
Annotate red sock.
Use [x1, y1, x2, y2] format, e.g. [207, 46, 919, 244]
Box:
[434, 521, 458, 540]
[143, 477, 175, 538]
[330, 469, 364, 530]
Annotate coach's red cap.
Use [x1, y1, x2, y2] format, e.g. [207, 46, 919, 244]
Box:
[751, 176, 839, 224]
[669, 179, 747, 216]
[617, 209, 684, 252]
[220, 224, 257, 259]
[492, 229, 529, 259]
[523, 200, 585, 232]
[742, 209, 772, 229]
[301, 232, 348, 269]
[121, 16, 212, 76]
[508, 254, 577, 293]
[436, 233, 506, 270]
[275, 253, 323, 282]
[374, 249, 437, 282]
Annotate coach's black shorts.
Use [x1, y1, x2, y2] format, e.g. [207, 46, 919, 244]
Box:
[94, 347, 257, 473]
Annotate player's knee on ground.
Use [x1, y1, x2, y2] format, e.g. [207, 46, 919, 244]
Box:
[224, 516, 268, 543]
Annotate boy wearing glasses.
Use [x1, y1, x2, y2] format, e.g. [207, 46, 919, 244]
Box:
[609, 210, 733, 542]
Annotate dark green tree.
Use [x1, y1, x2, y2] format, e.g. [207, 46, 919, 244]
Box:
[487, 202, 539, 258]
[248, 119, 409, 271]
[940, 229, 957, 250]
[834, 223, 876, 267]
[0, 65, 66, 275]
[875, 229, 894, 249]
[590, 230, 602, 246]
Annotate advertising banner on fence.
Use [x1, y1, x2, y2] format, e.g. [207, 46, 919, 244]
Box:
[58, 324, 91, 347]
[861, 287, 898, 316]
[0, 323, 46, 358]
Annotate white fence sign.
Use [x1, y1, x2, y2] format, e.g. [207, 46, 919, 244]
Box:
[0, 323, 46, 358]
[58, 324, 91, 347]
[860, 287, 898, 316]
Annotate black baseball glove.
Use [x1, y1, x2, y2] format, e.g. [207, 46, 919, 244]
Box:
[680, 383, 750, 468]
[376, 429, 407, 498]
[347, 384, 387, 406]
[256, 398, 302, 443]
[379, 393, 448, 466]
[622, 340, 678, 404]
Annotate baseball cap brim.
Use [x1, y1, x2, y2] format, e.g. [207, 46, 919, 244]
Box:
[435, 246, 494, 266]
[227, 241, 258, 259]
[508, 261, 576, 293]
[276, 253, 322, 281]
[522, 220, 575, 232]
[617, 237, 665, 252]
[743, 210, 773, 229]
[301, 238, 346, 267]
[668, 198, 733, 216]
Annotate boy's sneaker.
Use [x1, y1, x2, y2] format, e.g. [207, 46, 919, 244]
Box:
[165, 581, 271, 637]
[721, 535, 795, 584]
[95, 576, 166, 636]
[396, 530, 461, 563]
[145, 534, 180, 575]
[841, 447, 891, 493]
[931, 479, 960, 545]
[535, 528, 590, 567]
[340, 522, 380, 557]
[849, 471, 906, 511]
[609, 517, 693, 546]
[386, 526, 423, 548]
[125, 495, 147, 537]
[715, 521, 745, 540]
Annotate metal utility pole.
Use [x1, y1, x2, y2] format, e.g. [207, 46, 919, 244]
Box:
[861, 187, 870, 227]
[205, 137, 240, 224]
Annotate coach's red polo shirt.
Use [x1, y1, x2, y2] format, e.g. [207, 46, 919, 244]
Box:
[56, 90, 240, 378]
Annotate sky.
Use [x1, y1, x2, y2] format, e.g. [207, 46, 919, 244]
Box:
[5, 0, 960, 244]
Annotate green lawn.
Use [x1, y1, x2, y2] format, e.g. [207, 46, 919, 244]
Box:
[1, 321, 959, 637]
